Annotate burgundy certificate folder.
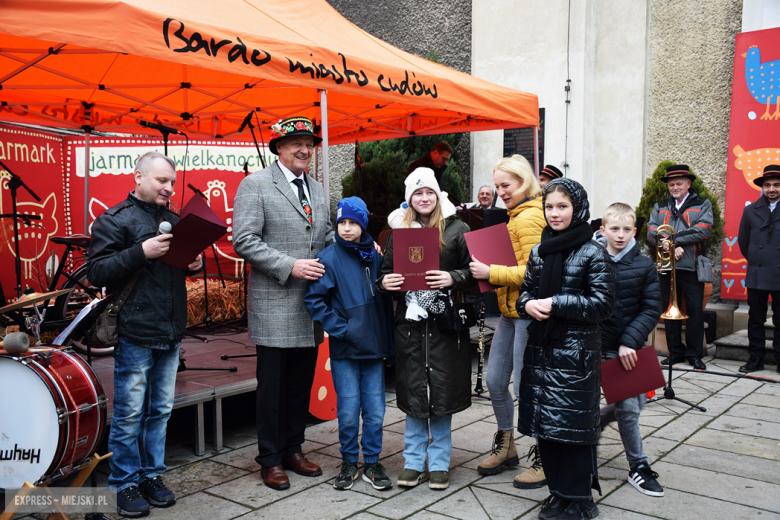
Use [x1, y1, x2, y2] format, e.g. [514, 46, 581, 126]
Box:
[464, 223, 518, 292]
[601, 346, 667, 404]
[158, 195, 228, 270]
[393, 228, 440, 291]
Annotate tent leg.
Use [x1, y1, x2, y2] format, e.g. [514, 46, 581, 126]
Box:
[84, 132, 90, 234]
[320, 90, 330, 208]
[533, 126, 539, 179]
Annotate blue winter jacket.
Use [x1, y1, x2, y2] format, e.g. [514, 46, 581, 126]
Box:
[304, 233, 394, 360]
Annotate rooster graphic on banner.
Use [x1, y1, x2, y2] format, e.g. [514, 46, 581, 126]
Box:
[204, 180, 244, 278]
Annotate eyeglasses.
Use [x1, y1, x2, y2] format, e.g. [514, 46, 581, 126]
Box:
[439, 153, 451, 163]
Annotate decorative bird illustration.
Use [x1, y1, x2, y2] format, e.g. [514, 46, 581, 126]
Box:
[743, 45, 780, 120]
[204, 179, 245, 278]
[732, 144, 780, 190]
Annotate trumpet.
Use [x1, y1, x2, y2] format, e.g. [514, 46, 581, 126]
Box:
[655, 224, 687, 321]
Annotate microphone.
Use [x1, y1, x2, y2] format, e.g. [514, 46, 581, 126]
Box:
[2, 332, 30, 354]
[187, 183, 208, 200]
[237, 111, 254, 134]
[140, 120, 182, 135]
[158, 221, 172, 236]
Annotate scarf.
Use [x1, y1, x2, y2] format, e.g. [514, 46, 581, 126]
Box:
[527, 220, 594, 349]
[335, 231, 375, 262]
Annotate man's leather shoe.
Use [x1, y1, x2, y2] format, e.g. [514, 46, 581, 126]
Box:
[689, 358, 706, 370]
[282, 453, 322, 477]
[739, 358, 764, 373]
[661, 356, 684, 366]
[261, 466, 290, 490]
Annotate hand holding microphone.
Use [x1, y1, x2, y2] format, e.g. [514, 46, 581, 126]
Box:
[143, 221, 173, 259]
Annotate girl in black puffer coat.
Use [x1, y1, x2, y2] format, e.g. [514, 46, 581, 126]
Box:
[517, 178, 615, 519]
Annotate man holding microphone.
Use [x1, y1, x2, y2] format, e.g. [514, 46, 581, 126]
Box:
[88, 151, 203, 518]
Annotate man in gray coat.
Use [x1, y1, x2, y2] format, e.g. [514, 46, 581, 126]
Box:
[737, 164, 780, 373]
[233, 116, 334, 490]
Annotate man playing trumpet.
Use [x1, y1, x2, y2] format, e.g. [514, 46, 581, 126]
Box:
[647, 165, 713, 370]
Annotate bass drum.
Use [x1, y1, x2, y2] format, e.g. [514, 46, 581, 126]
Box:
[0, 348, 107, 489]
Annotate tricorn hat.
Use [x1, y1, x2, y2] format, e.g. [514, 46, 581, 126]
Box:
[268, 116, 322, 155]
[754, 164, 780, 187]
[661, 164, 697, 183]
[541, 164, 563, 180]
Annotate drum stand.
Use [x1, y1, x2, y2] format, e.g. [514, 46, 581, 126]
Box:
[0, 452, 112, 520]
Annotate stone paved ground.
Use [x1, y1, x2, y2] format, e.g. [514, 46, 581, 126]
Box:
[10, 350, 780, 520]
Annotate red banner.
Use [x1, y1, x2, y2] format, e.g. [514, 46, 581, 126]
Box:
[63, 137, 272, 282]
[0, 124, 65, 302]
[723, 27, 780, 300]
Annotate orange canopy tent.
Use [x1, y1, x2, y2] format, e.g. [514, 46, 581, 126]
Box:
[0, 0, 539, 228]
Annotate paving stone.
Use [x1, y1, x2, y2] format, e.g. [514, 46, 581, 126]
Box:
[718, 377, 763, 397]
[606, 436, 680, 471]
[653, 460, 780, 513]
[384, 421, 406, 434]
[741, 392, 780, 409]
[472, 485, 539, 519]
[139, 491, 250, 520]
[685, 428, 780, 461]
[383, 405, 407, 425]
[708, 415, 780, 441]
[210, 444, 261, 471]
[406, 512, 458, 520]
[221, 423, 258, 449]
[652, 411, 713, 442]
[366, 466, 482, 519]
[164, 439, 213, 469]
[451, 420, 503, 453]
[601, 485, 778, 519]
[305, 419, 341, 446]
[317, 430, 405, 462]
[754, 383, 780, 397]
[205, 451, 340, 509]
[661, 445, 780, 486]
[472, 468, 550, 503]
[637, 412, 676, 428]
[346, 514, 390, 520]
[426, 487, 490, 520]
[694, 393, 743, 416]
[726, 403, 780, 424]
[238, 482, 381, 519]
[163, 459, 249, 498]
[450, 403, 497, 431]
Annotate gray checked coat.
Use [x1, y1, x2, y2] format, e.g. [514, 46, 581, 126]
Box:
[233, 161, 334, 348]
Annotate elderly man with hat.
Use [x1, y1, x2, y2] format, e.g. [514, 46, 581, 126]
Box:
[737, 164, 780, 373]
[539, 164, 563, 190]
[647, 164, 713, 370]
[232, 116, 334, 490]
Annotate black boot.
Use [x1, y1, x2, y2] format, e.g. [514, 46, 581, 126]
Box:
[739, 356, 764, 373]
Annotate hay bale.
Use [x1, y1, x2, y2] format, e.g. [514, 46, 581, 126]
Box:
[186, 279, 245, 326]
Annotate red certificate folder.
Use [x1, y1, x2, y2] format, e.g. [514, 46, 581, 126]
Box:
[158, 194, 228, 270]
[600, 346, 667, 404]
[393, 228, 440, 291]
[464, 223, 518, 292]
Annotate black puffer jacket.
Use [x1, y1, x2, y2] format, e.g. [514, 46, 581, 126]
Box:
[597, 238, 663, 352]
[378, 215, 475, 418]
[88, 193, 194, 346]
[517, 179, 614, 444]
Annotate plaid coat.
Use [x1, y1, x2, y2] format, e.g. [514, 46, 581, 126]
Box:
[233, 161, 334, 347]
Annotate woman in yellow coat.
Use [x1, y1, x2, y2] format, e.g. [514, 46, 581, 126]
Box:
[469, 155, 546, 488]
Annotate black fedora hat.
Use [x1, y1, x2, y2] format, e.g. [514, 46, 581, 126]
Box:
[661, 164, 696, 182]
[268, 117, 322, 155]
[754, 164, 780, 187]
[541, 164, 563, 179]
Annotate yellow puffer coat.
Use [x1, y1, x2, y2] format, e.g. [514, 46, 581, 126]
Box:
[488, 197, 545, 318]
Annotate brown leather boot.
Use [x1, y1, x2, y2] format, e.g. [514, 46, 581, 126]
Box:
[513, 444, 547, 489]
[477, 429, 519, 475]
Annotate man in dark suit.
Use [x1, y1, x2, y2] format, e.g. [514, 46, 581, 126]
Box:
[738, 164, 780, 373]
[407, 141, 452, 190]
[233, 117, 334, 490]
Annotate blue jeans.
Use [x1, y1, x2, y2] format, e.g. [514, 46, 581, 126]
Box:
[486, 315, 530, 430]
[403, 415, 452, 472]
[330, 358, 386, 465]
[600, 350, 649, 468]
[108, 337, 180, 492]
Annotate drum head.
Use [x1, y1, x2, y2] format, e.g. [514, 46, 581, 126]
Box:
[0, 357, 60, 489]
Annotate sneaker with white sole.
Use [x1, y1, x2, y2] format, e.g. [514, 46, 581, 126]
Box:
[362, 462, 393, 490]
[628, 463, 664, 497]
[334, 461, 359, 490]
[397, 468, 427, 487]
[429, 470, 449, 490]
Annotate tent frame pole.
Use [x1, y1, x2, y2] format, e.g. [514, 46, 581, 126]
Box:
[320, 90, 330, 208]
[84, 132, 90, 234]
[533, 126, 539, 180]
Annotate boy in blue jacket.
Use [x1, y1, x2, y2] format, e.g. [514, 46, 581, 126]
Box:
[304, 197, 394, 491]
[597, 203, 665, 498]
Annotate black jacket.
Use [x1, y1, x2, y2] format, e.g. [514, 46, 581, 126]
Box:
[378, 216, 475, 418]
[647, 191, 713, 272]
[597, 239, 663, 352]
[517, 179, 614, 444]
[407, 153, 447, 191]
[738, 195, 780, 291]
[87, 193, 195, 346]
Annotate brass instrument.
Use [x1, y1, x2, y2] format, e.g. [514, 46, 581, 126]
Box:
[655, 224, 687, 321]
